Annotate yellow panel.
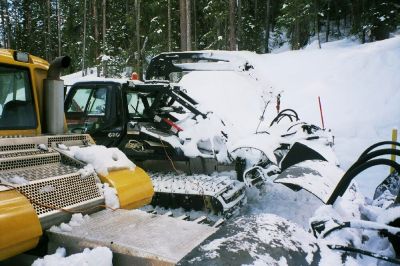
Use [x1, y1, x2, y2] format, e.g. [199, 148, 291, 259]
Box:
[0, 190, 42, 260]
[99, 167, 154, 209]
[0, 49, 49, 136]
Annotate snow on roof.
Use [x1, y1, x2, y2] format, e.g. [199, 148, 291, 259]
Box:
[61, 67, 129, 86]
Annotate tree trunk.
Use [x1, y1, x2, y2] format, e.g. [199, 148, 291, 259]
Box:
[167, 0, 171, 51]
[265, 0, 271, 52]
[325, 0, 330, 42]
[93, 0, 99, 58]
[186, 0, 191, 50]
[228, 0, 236, 50]
[102, 0, 106, 49]
[0, 0, 5, 47]
[82, 0, 87, 76]
[335, 1, 341, 36]
[135, 0, 141, 78]
[46, 0, 51, 60]
[102, 0, 107, 77]
[179, 0, 187, 51]
[237, 0, 241, 49]
[5, 0, 11, 48]
[57, 0, 61, 56]
[193, 0, 197, 50]
[315, 0, 321, 49]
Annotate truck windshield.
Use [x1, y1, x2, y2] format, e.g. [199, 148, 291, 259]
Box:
[0, 64, 36, 129]
[126, 92, 155, 119]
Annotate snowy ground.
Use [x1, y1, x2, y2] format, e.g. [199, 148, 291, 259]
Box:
[41, 36, 400, 265]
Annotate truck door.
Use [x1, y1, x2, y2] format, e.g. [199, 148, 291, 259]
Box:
[65, 82, 124, 146]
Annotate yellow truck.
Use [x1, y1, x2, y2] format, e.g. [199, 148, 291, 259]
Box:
[0, 50, 216, 265]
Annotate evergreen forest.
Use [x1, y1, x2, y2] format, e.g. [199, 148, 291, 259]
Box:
[1, 0, 399, 77]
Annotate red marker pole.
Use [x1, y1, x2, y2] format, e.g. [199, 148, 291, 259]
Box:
[318, 96, 325, 130]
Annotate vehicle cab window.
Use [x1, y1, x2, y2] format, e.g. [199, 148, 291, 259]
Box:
[0, 65, 37, 129]
[65, 85, 111, 133]
[126, 91, 155, 120]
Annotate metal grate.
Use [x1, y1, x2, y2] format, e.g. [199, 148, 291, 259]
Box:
[17, 174, 102, 216]
[0, 153, 60, 171]
[0, 163, 79, 181]
[0, 143, 35, 152]
[47, 135, 89, 147]
[0, 149, 49, 159]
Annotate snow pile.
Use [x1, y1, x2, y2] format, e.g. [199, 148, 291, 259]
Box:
[50, 213, 91, 233]
[32, 247, 112, 266]
[179, 70, 267, 141]
[178, 113, 230, 162]
[78, 164, 96, 178]
[311, 184, 398, 265]
[38, 144, 48, 151]
[99, 183, 120, 209]
[64, 145, 135, 176]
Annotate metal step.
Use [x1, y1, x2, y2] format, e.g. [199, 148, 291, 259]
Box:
[47, 209, 218, 265]
[0, 148, 61, 171]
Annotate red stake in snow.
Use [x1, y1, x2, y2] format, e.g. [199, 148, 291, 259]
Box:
[318, 96, 325, 130]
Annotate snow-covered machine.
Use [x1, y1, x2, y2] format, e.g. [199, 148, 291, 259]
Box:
[180, 140, 400, 265]
[64, 79, 246, 216]
[0, 50, 221, 264]
[63, 51, 337, 215]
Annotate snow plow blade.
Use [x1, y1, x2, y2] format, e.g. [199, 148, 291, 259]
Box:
[273, 141, 343, 203]
[47, 209, 218, 265]
[274, 160, 344, 204]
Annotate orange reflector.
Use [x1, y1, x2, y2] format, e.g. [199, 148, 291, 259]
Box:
[131, 72, 139, 80]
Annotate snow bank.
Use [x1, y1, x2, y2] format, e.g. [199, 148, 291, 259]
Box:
[32, 247, 112, 266]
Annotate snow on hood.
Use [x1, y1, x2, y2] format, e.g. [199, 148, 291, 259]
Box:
[62, 145, 135, 176]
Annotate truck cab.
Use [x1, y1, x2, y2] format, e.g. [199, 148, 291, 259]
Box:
[65, 79, 214, 169]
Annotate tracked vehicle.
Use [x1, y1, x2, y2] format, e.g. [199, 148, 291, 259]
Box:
[64, 78, 245, 216]
[0, 50, 226, 265]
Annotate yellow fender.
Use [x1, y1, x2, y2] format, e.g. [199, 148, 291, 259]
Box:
[98, 166, 154, 209]
[0, 190, 42, 261]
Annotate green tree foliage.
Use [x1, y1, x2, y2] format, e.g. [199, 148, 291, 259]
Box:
[0, 0, 398, 75]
